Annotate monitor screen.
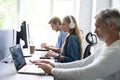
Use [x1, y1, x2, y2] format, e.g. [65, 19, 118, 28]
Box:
[0, 29, 16, 60]
[9, 44, 26, 70]
[16, 21, 29, 48]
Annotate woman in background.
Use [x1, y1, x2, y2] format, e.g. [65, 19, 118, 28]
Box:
[45, 15, 83, 62]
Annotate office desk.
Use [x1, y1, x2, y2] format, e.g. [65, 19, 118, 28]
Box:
[0, 62, 54, 80]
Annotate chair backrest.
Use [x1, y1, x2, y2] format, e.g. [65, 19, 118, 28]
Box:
[83, 32, 97, 59]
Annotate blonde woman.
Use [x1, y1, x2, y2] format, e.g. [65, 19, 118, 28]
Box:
[45, 15, 82, 62]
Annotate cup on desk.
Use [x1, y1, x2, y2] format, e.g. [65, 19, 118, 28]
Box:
[30, 46, 35, 54]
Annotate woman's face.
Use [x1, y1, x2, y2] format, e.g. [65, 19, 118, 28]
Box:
[62, 20, 70, 32]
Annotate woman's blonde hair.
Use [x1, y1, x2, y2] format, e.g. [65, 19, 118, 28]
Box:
[61, 16, 82, 56]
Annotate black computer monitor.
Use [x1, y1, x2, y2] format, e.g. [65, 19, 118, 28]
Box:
[16, 21, 29, 48]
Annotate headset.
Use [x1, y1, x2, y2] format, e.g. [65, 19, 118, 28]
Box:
[69, 16, 75, 29]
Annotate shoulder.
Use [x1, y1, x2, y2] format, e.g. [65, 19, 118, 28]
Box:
[60, 30, 67, 35]
[68, 35, 78, 41]
[69, 34, 77, 39]
[100, 40, 120, 60]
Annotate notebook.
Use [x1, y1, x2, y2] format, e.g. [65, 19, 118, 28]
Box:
[9, 44, 45, 74]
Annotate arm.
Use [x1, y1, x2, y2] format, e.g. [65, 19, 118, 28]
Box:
[55, 54, 94, 68]
[52, 48, 120, 80]
[41, 43, 61, 52]
[47, 46, 61, 52]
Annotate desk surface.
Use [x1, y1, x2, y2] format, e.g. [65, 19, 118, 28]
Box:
[0, 62, 54, 80]
[0, 50, 54, 80]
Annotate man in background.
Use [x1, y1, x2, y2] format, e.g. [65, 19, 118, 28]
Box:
[41, 16, 67, 52]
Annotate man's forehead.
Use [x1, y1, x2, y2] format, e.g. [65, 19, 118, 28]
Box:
[95, 18, 105, 26]
[95, 18, 102, 24]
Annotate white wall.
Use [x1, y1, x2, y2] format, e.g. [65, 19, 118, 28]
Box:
[111, 0, 120, 11]
[96, 0, 111, 12]
[79, 0, 93, 52]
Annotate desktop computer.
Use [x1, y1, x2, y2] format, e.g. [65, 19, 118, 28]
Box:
[0, 29, 16, 62]
[16, 21, 30, 48]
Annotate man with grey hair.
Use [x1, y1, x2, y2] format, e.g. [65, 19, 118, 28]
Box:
[34, 9, 120, 80]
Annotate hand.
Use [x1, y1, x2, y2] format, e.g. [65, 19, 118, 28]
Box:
[36, 63, 53, 74]
[32, 59, 42, 63]
[45, 50, 58, 58]
[41, 43, 50, 50]
[41, 43, 47, 48]
[33, 59, 55, 67]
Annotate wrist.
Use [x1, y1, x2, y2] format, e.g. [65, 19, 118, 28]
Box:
[55, 54, 61, 59]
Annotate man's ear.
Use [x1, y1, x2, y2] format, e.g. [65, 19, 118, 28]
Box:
[109, 20, 115, 30]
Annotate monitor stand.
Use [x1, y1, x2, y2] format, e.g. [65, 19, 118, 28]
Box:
[1, 55, 13, 63]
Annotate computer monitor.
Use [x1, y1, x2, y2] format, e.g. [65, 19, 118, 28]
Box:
[0, 29, 16, 60]
[16, 21, 29, 48]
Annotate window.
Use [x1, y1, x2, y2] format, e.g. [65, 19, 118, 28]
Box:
[0, 0, 17, 29]
[112, 0, 120, 11]
[53, 0, 74, 18]
[19, 0, 55, 46]
[18, 0, 79, 46]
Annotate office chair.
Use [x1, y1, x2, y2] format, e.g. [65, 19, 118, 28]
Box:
[83, 32, 97, 59]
